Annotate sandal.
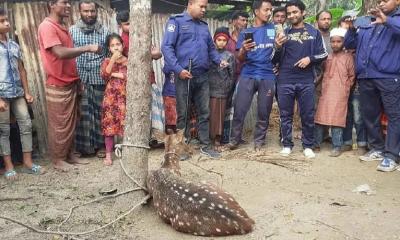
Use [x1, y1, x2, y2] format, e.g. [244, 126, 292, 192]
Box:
[21, 164, 45, 175]
[96, 149, 106, 158]
[4, 169, 17, 180]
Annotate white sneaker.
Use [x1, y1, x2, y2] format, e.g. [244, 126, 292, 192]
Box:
[280, 147, 292, 156]
[303, 148, 316, 159]
[359, 150, 384, 162]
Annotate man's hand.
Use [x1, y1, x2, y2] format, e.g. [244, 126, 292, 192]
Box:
[111, 72, 125, 79]
[369, 8, 387, 24]
[294, 57, 311, 69]
[179, 70, 193, 80]
[343, 16, 356, 29]
[86, 44, 102, 54]
[0, 99, 8, 112]
[24, 93, 34, 104]
[220, 60, 229, 68]
[110, 51, 122, 62]
[274, 33, 287, 49]
[151, 45, 162, 60]
[273, 66, 279, 75]
[241, 39, 256, 52]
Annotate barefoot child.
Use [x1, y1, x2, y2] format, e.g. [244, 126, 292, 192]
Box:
[209, 27, 235, 151]
[0, 8, 44, 179]
[315, 28, 355, 157]
[100, 33, 128, 166]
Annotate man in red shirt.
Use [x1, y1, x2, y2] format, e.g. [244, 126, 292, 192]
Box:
[38, 0, 100, 171]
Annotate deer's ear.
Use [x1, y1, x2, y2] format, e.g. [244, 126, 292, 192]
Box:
[176, 129, 184, 143]
[164, 135, 171, 152]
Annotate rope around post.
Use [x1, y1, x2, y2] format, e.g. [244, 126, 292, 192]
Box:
[115, 142, 150, 191]
[0, 194, 151, 237]
[114, 143, 150, 158]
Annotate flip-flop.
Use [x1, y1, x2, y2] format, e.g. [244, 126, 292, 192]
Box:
[21, 164, 45, 175]
[4, 169, 17, 180]
[96, 150, 106, 158]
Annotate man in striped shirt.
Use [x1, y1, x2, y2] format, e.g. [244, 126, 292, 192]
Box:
[70, 0, 109, 158]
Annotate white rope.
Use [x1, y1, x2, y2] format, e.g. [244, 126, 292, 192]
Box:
[0, 195, 151, 237]
[114, 143, 150, 158]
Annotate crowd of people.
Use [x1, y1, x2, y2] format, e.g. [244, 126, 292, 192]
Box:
[0, 0, 399, 180]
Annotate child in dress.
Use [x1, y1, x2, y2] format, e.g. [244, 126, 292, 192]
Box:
[208, 27, 235, 151]
[100, 33, 128, 166]
[314, 28, 355, 157]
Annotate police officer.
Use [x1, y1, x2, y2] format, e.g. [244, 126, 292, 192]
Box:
[161, 0, 227, 158]
[344, 0, 400, 172]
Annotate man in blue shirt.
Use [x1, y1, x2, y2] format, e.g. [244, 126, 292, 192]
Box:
[227, 0, 277, 151]
[70, 0, 109, 159]
[161, 0, 226, 158]
[344, 0, 400, 172]
[275, 0, 328, 158]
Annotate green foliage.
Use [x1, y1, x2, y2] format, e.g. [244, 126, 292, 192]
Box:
[304, 0, 363, 28]
[305, 8, 345, 27]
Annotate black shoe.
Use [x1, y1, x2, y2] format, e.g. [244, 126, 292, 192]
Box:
[227, 142, 239, 150]
[200, 147, 221, 158]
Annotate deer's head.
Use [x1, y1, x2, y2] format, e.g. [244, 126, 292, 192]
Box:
[161, 130, 193, 175]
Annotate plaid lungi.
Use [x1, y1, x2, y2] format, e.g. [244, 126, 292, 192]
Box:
[75, 84, 105, 154]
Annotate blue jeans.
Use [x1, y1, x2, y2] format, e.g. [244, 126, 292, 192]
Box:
[278, 83, 315, 149]
[359, 78, 400, 161]
[175, 73, 210, 146]
[315, 124, 343, 149]
[343, 85, 367, 147]
[0, 97, 32, 155]
[230, 77, 275, 146]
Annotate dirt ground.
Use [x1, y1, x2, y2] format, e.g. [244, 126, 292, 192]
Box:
[1, 129, 399, 240]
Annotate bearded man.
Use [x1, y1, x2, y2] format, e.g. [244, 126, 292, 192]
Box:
[70, 0, 109, 158]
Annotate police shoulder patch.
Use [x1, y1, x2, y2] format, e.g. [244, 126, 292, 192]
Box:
[167, 23, 176, 32]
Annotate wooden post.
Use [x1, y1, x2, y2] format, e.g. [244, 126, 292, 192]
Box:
[118, 0, 152, 199]
[362, 0, 378, 14]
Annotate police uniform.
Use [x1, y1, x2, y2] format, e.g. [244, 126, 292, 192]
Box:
[161, 12, 221, 147]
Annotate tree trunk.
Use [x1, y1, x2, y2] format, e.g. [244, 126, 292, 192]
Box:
[363, 0, 378, 14]
[318, 0, 327, 13]
[118, 0, 152, 203]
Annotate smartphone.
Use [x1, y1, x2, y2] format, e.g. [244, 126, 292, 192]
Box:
[275, 24, 284, 36]
[244, 32, 254, 42]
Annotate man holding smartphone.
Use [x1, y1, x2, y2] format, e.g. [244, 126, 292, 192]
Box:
[227, 0, 277, 151]
[274, 0, 328, 159]
[344, 0, 400, 172]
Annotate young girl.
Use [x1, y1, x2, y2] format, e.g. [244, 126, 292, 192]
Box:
[208, 27, 235, 151]
[100, 33, 128, 166]
[314, 28, 355, 157]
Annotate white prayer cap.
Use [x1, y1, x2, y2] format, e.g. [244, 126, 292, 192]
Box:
[330, 27, 347, 38]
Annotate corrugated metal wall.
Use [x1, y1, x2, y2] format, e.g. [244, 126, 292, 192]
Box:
[3, 1, 255, 154]
[9, 1, 117, 154]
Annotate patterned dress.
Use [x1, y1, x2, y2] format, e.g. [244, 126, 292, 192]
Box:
[100, 58, 128, 137]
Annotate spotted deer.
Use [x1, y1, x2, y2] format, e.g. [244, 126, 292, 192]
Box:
[146, 131, 255, 236]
